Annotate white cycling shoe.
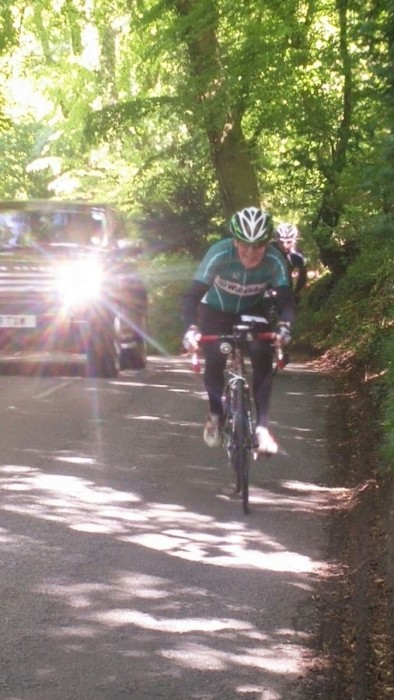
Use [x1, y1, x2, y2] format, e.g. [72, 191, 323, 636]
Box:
[203, 413, 222, 448]
[255, 427, 278, 455]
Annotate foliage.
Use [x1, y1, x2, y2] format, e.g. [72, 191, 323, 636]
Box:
[298, 210, 394, 469]
[0, 122, 56, 198]
[128, 201, 223, 258]
[0, 3, 16, 54]
[143, 252, 196, 354]
[300, 217, 392, 345]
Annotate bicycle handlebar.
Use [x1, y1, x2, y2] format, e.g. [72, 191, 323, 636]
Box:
[198, 331, 277, 344]
[190, 330, 282, 374]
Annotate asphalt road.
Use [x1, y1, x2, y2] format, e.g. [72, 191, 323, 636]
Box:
[0, 355, 335, 700]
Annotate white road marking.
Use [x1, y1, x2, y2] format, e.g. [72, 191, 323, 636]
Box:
[34, 378, 78, 399]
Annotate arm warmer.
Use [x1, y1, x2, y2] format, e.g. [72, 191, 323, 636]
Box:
[181, 280, 210, 331]
[274, 285, 296, 325]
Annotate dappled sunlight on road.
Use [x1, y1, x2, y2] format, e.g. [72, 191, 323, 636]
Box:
[129, 414, 202, 428]
[33, 568, 311, 684]
[126, 527, 318, 573]
[0, 462, 333, 577]
[283, 480, 347, 496]
[248, 479, 348, 513]
[0, 357, 340, 698]
[86, 608, 252, 633]
[159, 638, 306, 674]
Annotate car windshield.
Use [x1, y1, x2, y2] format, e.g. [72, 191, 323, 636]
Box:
[0, 207, 110, 249]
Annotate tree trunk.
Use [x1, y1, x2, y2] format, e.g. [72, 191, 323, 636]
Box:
[174, 0, 261, 217]
[311, 0, 354, 275]
[207, 119, 261, 217]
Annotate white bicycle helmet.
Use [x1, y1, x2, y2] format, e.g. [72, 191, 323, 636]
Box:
[229, 207, 273, 244]
[274, 222, 299, 243]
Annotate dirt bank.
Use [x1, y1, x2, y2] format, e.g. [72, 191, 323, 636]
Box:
[304, 356, 394, 699]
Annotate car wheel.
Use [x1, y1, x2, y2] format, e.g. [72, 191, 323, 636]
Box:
[87, 316, 121, 378]
[120, 337, 147, 370]
[130, 338, 147, 369]
[120, 315, 148, 370]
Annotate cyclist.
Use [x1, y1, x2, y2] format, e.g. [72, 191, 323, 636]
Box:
[271, 222, 307, 302]
[181, 206, 294, 455]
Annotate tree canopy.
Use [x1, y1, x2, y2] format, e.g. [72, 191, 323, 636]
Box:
[0, 0, 391, 262]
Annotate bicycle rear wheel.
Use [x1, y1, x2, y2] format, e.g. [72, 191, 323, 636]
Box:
[233, 379, 251, 515]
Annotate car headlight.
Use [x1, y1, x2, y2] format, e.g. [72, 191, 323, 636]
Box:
[55, 260, 103, 305]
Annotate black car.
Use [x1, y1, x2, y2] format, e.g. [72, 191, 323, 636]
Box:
[0, 200, 148, 377]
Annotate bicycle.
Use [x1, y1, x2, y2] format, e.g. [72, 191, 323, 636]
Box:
[191, 316, 285, 515]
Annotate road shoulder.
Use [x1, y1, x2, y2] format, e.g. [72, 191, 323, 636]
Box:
[300, 357, 394, 699]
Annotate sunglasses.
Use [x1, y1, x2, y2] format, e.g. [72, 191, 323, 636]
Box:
[236, 240, 267, 250]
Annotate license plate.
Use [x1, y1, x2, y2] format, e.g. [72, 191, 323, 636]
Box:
[0, 314, 37, 328]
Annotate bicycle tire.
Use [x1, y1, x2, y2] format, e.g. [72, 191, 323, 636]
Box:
[233, 378, 251, 514]
[223, 385, 241, 493]
[222, 385, 233, 455]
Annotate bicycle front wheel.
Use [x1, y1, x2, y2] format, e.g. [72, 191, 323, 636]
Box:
[233, 379, 251, 515]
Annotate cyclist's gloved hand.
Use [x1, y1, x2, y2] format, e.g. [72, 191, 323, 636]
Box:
[183, 325, 201, 351]
[276, 322, 292, 346]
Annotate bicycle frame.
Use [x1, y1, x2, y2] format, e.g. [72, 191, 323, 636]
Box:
[192, 321, 278, 514]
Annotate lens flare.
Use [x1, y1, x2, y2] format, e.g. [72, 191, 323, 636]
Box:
[55, 260, 103, 305]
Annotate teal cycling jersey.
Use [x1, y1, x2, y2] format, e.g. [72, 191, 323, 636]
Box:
[194, 238, 290, 315]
